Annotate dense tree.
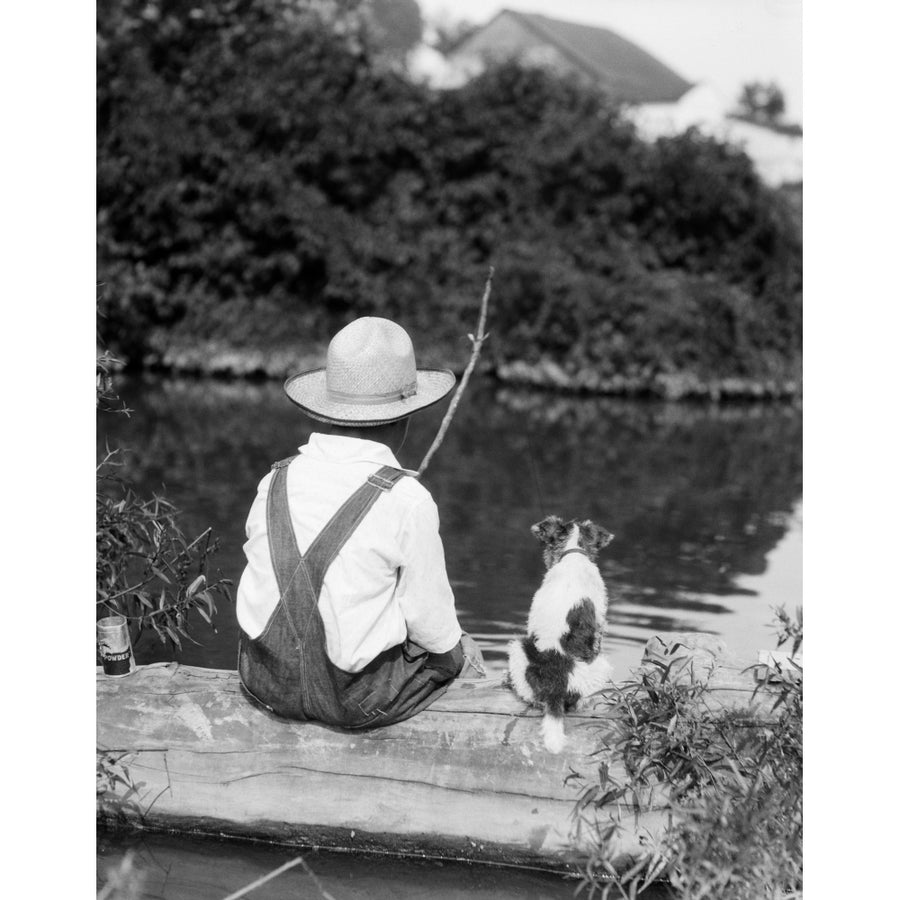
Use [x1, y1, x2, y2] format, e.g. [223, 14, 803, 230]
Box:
[97, 0, 801, 393]
[737, 80, 787, 124]
[367, 0, 423, 59]
[431, 17, 478, 55]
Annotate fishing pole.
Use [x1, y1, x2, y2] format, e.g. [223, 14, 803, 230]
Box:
[417, 268, 494, 478]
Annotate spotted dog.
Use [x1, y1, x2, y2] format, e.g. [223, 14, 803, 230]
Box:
[507, 515, 614, 753]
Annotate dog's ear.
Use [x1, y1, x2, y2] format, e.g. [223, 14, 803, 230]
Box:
[579, 520, 614, 553]
[531, 515, 567, 545]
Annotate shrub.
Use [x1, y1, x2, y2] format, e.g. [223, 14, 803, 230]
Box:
[572, 609, 802, 899]
[96, 350, 232, 650]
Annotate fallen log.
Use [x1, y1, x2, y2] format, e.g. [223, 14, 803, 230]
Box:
[97, 633, 768, 870]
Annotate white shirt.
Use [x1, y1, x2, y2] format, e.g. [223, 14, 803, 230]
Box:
[236, 433, 462, 672]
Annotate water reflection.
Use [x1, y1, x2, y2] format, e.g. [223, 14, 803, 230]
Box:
[97, 828, 632, 900]
[97, 376, 801, 675]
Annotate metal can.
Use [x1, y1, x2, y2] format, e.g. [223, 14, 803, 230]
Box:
[97, 614, 136, 677]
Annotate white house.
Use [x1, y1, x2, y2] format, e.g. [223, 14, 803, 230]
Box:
[433, 8, 693, 103]
[409, 9, 801, 186]
[630, 83, 802, 186]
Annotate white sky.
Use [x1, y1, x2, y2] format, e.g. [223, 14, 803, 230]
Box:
[418, 0, 802, 121]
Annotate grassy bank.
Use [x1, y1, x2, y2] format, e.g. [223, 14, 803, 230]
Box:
[144, 333, 799, 400]
[98, 1, 802, 400]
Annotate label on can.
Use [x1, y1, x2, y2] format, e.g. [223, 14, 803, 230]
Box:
[97, 615, 136, 677]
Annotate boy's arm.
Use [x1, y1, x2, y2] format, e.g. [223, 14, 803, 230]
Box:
[395, 494, 463, 656]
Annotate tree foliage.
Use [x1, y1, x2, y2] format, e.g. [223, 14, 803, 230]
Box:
[431, 16, 478, 55]
[97, 1, 802, 390]
[366, 0, 423, 59]
[737, 80, 787, 124]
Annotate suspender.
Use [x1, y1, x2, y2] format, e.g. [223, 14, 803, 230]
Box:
[265, 458, 406, 646]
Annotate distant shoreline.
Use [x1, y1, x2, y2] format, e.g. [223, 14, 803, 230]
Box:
[125, 339, 800, 402]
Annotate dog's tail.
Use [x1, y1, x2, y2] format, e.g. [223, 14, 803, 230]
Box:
[541, 705, 567, 754]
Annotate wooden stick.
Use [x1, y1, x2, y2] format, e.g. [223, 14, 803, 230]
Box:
[219, 855, 337, 900]
[417, 268, 493, 478]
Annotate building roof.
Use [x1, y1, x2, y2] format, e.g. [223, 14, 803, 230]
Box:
[459, 9, 693, 104]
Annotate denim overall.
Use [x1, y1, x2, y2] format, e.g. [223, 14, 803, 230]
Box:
[238, 457, 462, 728]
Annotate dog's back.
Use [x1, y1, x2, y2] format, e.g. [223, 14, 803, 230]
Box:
[507, 516, 615, 753]
[526, 554, 608, 651]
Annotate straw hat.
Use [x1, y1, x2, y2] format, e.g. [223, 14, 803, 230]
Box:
[284, 317, 456, 426]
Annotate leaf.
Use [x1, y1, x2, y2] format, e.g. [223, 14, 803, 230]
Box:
[151, 566, 172, 585]
[621, 856, 649, 882]
[164, 624, 182, 649]
[597, 788, 621, 807]
[598, 760, 610, 788]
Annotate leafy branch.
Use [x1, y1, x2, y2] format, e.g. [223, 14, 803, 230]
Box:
[96, 351, 232, 650]
[572, 615, 802, 899]
[97, 752, 144, 826]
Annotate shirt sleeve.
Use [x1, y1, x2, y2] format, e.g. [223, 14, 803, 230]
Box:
[395, 493, 463, 654]
[235, 471, 276, 639]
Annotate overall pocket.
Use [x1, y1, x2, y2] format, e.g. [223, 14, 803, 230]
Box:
[340, 644, 424, 721]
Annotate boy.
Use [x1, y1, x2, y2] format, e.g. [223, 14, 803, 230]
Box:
[237, 317, 484, 727]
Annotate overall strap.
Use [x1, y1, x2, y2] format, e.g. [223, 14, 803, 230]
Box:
[265, 461, 406, 643]
[303, 465, 407, 594]
[265, 458, 307, 644]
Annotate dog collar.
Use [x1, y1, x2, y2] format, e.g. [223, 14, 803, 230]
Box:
[558, 548, 589, 560]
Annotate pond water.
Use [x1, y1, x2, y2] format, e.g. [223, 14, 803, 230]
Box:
[98, 828, 670, 900]
[97, 374, 802, 677]
[97, 374, 800, 898]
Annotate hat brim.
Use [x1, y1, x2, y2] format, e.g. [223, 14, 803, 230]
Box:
[284, 367, 457, 426]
